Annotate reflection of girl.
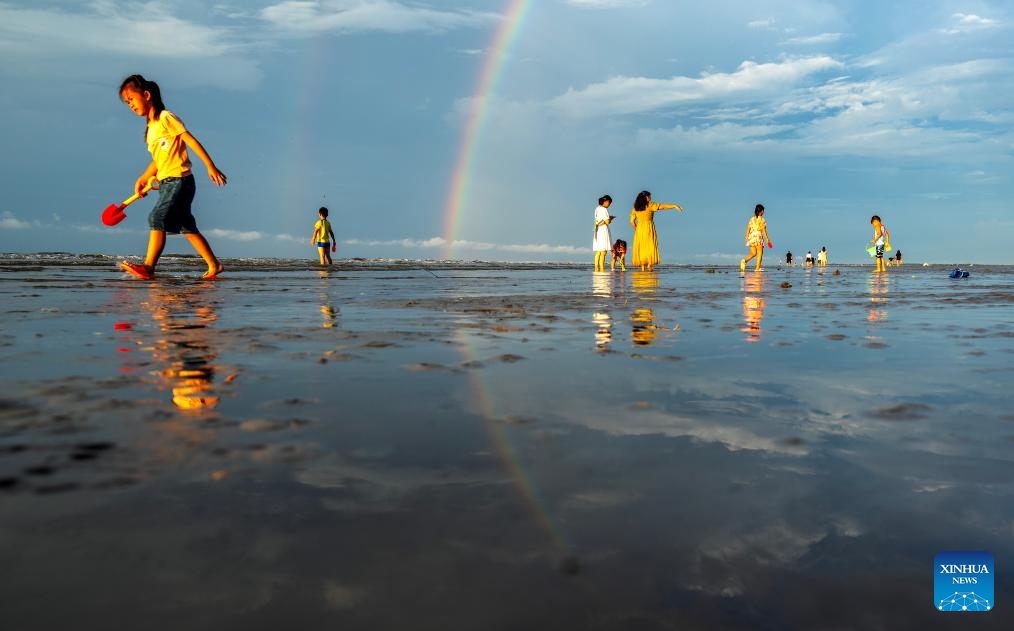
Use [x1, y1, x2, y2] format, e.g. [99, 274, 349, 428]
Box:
[593, 195, 614, 271]
[741, 273, 766, 343]
[629, 191, 683, 271]
[740, 204, 771, 272]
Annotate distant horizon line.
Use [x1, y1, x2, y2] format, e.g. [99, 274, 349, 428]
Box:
[1, 251, 1009, 267]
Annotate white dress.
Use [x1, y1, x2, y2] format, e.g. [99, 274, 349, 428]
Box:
[593, 205, 611, 252]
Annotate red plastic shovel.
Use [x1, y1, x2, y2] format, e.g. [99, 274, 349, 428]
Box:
[101, 179, 157, 226]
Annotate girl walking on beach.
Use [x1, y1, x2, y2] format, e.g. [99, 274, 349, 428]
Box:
[629, 191, 683, 271]
[118, 74, 226, 280]
[740, 204, 771, 272]
[593, 195, 614, 272]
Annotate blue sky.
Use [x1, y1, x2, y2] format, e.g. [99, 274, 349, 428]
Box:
[0, 0, 1011, 263]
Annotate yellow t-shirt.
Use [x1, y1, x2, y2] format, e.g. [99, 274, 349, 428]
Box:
[146, 111, 192, 179]
[314, 218, 333, 243]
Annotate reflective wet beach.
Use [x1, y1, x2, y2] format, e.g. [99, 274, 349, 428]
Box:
[2, 260, 1013, 629]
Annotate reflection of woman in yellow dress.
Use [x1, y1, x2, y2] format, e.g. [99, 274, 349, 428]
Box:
[630, 271, 660, 346]
[629, 190, 683, 271]
[630, 308, 658, 346]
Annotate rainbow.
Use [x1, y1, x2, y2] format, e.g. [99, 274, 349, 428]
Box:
[454, 329, 574, 557]
[440, 0, 533, 260]
[440, 0, 575, 561]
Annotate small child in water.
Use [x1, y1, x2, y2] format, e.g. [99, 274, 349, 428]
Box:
[611, 239, 627, 271]
[871, 215, 890, 273]
[311, 206, 336, 266]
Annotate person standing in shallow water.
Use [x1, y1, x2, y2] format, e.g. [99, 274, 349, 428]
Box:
[592, 195, 614, 272]
[311, 206, 336, 266]
[629, 190, 683, 271]
[740, 204, 771, 272]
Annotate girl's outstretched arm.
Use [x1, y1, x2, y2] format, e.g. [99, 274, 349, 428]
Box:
[181, 131, 227, 186]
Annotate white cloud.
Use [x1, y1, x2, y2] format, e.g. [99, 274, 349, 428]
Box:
[636, 122, 791, 151]
[781, 32, 843, 46]
[165, 230, 584, 255]
[205, 228, 267, 241]
[0, 2, 242, 58]
[748, 18, 776, 29]
[343, 236, 584, 255]
[0, 211, 34, 230]
[551, 56, 844, 117]
[260, 0, 498, 34]
[941, 13, 999, 34]
[629, 54, 1014, 161]
[565, 0, 651, 8]
[0, 2, 263, 88]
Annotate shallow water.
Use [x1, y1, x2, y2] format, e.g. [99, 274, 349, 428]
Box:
[1, 258, 1012, 629]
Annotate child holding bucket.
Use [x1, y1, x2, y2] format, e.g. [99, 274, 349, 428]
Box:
[118, 74, 226, 279]
[871, 215, 890, 273]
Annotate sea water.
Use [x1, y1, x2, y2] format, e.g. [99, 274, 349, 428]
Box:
[1, 255, 1012, 629]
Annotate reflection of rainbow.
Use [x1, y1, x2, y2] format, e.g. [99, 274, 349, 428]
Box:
[455, 328, 573, 557]
[441, 0, 532, 260]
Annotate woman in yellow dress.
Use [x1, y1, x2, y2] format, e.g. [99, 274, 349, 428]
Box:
[629, 190, 683, 271]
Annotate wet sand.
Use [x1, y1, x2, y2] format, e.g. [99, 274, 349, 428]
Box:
[2, 259, 1013, 629]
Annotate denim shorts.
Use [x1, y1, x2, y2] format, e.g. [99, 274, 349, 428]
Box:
[316, 242, 330, 249]
[148, 174, 198, 234]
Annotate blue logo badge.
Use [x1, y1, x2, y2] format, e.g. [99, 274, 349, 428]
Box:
[935, 551, 993, 612]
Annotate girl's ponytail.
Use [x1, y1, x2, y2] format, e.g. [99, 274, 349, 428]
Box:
[119, 74, 167, 118]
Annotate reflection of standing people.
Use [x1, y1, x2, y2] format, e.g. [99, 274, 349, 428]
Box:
[740, 204, 771, 272]
[592, 272, 614, 350]
[629, 190, 683, 271]
[593, 195, 614, 272]
[312, 207, 336, 266]
[867, 273, 889, 321]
